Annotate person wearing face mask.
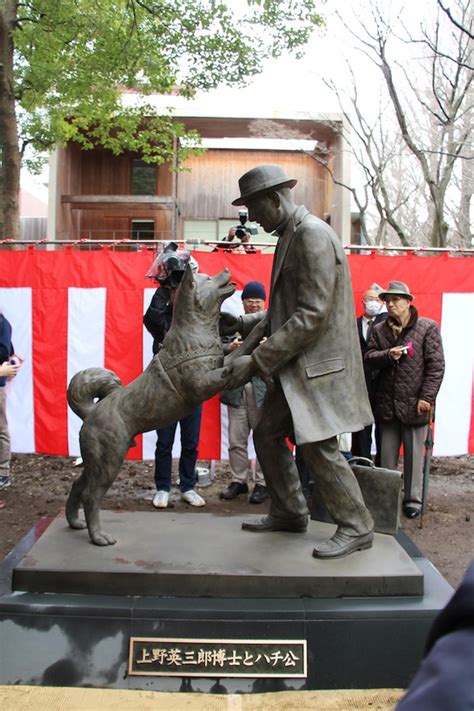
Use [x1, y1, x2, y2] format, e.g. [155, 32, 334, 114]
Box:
[351, 286, 387, 463]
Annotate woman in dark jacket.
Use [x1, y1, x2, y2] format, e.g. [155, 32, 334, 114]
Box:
[365, 281, 445, 518]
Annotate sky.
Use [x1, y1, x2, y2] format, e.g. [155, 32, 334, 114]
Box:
[22, 0, 441, 204]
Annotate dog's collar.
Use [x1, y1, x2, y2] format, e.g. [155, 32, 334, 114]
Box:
[160, 344, 223, 371]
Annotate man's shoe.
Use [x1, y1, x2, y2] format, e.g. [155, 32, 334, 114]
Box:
[313, 530, 374, 560]
[249, 484, 268, 504]
[220, 482, 248, 500]
[242, 515, 308, 533]
[403, 505, 421, 519]
[182, 489, 206, 507]
[152, 490, 169, 508]
[0, 475, 11, 491]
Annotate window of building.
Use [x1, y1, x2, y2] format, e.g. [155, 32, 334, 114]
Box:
[131, 220, 155, 241]
[131, 160, 156, 195]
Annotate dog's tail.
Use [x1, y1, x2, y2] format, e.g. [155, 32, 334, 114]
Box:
[67, 367, 123, 421]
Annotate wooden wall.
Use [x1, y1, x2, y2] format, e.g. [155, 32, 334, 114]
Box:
[57, 147, 175, 239]
[177, 150, 329, 221]
[55, 144, 334, 240]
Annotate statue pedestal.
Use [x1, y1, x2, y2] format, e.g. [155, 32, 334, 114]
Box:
[0, 512, 452, 691]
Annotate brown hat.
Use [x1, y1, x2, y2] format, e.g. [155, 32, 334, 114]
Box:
[379, 281, 414, 301]
[232, 164, 297, 206]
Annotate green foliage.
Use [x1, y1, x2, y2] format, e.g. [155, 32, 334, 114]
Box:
[10, 0, 324, 171]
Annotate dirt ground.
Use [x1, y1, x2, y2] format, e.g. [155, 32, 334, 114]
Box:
[1, 453, 473, 589]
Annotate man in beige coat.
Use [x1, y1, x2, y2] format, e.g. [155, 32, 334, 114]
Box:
[222, 164, 374, 559]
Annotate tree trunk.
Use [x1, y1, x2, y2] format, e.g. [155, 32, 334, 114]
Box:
[430, 196, 449, 248]
[459, 87, 473, 246]
[0, 2, 21, 240]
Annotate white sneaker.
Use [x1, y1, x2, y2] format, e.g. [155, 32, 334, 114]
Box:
[152, 490, 169, 508]
[181, 490, 205, 507]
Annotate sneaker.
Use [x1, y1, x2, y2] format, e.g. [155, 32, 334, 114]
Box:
[0, 475, 11, 491]
[181, 489, 205, 507]
[152, 490, 169, 508]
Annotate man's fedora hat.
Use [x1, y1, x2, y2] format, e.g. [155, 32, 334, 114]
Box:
[232, 164, 297, 206]
[379, 281, 414, 301]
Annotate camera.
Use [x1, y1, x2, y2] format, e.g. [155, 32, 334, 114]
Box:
[230, 209, 258, 242]
[234, 225, 248, 241]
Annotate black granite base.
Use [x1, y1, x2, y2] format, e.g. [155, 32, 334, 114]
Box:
[0, 516, 453, 692]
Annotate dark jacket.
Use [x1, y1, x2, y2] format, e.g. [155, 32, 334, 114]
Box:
[143, 286, 172, 354]
[221, 377, 267, 409]
[365, 306, 445, 426]
[220, 333, 267, 408]
[0, 315, 14, 387]
[396, 560, 474, 711]
[357, 312, 387, 401]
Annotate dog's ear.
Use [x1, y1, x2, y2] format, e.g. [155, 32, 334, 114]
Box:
[180, 264, 195, 292]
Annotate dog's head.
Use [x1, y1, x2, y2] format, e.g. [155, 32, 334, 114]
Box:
[174, 266, 235, 322]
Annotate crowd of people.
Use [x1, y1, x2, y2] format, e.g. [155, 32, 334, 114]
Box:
[1, 168, 446, 530]
[142, 234, 445, 526]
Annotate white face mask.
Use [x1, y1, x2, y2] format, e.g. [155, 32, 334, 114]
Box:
[365, 300, 381, 317]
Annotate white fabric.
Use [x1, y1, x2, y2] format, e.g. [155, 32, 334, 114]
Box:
[1, 288, 35, 453]
[435, 293, 474, 455]
[67, 288, 106, 456]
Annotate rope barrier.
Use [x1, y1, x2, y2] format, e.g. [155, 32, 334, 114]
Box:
[0, 239, 473, 254]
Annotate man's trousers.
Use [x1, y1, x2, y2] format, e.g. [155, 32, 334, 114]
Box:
[253, 381, 374, 536]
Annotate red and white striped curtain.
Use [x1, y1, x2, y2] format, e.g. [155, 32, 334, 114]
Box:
[0, 249, 473, 458]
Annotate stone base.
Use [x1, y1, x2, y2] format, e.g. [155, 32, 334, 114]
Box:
[0, 513, 453, 691]
[13, 512, 422, 598]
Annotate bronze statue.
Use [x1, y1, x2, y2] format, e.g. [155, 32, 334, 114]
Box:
[221, 164, 375, 559]
[66, 267, 234, 545]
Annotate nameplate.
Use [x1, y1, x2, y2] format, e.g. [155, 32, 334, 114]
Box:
[128, 637, 307, 678]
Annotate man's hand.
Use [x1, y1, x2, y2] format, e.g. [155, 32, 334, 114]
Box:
[227, 337, 242, 353]
[417, 399, 431, 416]
[0, 362, 20, 379]
[222, 355, 256, 389]
[219, 312, 241, 336]
[389, 346, 405, 361]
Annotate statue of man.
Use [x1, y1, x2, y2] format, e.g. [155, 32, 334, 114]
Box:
[221, 164, 375, 559]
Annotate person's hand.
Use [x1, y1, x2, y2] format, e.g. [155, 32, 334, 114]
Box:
[417, 399, 431, 416]
[389, 346, 405, 361]
[0, 362, 20, 379]
[227, 337, 242, 353]
[221, 355, 256, 389]
[219, 312, 241, 336]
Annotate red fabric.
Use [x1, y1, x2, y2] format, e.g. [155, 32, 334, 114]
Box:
[0, 249, 473, 457]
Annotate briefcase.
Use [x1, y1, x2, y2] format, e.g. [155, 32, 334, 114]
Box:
[309, 457, 402, 535]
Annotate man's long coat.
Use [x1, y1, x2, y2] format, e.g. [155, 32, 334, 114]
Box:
[240, 205, 373, 444]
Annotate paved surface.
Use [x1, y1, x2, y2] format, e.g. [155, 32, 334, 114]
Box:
[14, 511, 423, 597]
[0, 685, 404, 710]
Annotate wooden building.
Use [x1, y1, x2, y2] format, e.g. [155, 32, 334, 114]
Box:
[48, 103, 351, 246]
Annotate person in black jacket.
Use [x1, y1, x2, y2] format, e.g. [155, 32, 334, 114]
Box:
[351, 286, 387, 464]
[396, 559, 474, 711]
[0, 312, 21, 490]
[143, 245, 205, 509]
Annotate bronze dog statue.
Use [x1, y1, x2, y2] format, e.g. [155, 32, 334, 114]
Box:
[66, 267, 235, 545]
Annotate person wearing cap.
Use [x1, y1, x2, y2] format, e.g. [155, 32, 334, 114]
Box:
[351, 285, 387, 464]
[365, 281, 445, 518]
[220, 164, 375, 560]
[143, 244, 205, 510]
[220, 281, 268, 505]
